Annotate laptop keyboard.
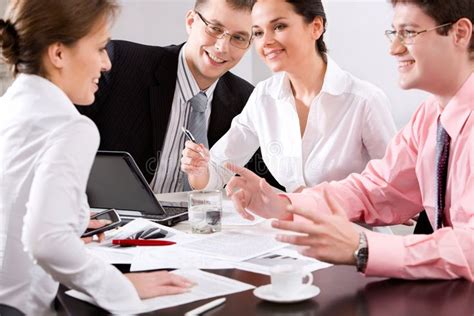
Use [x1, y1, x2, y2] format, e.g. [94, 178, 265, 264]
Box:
[163, 206, 188, 216]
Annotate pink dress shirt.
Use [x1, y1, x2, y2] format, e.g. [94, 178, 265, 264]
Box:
[287, 73, 474, 281]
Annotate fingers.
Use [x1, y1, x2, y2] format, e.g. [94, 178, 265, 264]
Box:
[272, 219, 319, 235]
[127, 272, 195, 299]
[97, 232, 106, 242]
[154, 285, 191, 296]
[225, 175, 247, 197]
[181, 147, 209, 165]
[81, 236, 93, 244]
[230, 189, 255, 221]
[88, 219, 112, 229]
[285, 205, 325, 224]
[224, 162, 256, 180]
[276, 234, 316, 247]
[152, 271, 194, 287]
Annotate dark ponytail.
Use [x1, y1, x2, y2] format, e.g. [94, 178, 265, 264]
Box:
[0, 19, 20, 72]
[1, 0, 119, 77]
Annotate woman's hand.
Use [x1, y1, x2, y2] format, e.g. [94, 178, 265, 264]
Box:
[81, 219, 111, 244]
[224, 163, 291, 220]
[181, 141, 210, 189]
[126, 271, 194, 299]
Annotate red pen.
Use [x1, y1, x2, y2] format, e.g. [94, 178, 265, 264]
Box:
[112, 239, 176, 246]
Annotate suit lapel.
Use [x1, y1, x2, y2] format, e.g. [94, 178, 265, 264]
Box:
[208, 75, 241, 147]
[149, 45, 182, 157]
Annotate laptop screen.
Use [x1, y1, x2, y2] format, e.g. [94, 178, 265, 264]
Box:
[86, 151, 166, 216]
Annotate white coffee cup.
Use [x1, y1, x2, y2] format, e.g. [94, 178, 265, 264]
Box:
[270, 264, 313, 298]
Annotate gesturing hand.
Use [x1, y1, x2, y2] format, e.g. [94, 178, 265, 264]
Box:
[224, 163, 291, 220]
[272, 190, 359, 265]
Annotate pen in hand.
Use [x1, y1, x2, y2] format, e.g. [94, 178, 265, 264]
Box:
[182, 126, 205, 158]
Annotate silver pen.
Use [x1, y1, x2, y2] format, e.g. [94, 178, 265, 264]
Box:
[184, 297, 226, 316]
[181, 126, 205, 158]
[181, 126, 197, 143]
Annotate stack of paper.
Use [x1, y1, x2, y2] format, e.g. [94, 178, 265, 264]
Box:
[67, 269, 255, 314]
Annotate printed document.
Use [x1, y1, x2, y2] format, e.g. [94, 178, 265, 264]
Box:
[179, 231, 286, 261]
[233, 247, 332, 275]
[130, 246, 234, 271]
[67, 269, 254, 313]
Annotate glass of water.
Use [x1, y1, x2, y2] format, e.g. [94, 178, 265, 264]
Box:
[188, 190, 222, 234]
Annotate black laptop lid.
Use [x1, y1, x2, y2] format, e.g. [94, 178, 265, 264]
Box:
[86, 151, 166, 216]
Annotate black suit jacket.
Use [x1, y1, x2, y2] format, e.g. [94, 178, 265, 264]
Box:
[79, 40, 281, 189]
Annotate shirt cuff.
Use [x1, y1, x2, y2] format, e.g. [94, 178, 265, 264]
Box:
[203, 162, 220, 190]
[364, 230, 405, 277]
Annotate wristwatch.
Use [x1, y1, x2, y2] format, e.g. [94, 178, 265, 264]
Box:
[354, 232, 369, 273]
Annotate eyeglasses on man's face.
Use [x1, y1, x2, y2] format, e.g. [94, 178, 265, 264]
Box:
[194, 11, 252, 50]
[385, 22, 452, 45]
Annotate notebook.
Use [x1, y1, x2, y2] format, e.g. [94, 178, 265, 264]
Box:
[86, 151, 188, 226]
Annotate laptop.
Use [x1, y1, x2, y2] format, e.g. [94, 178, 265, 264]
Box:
[86, 151, 188, 226]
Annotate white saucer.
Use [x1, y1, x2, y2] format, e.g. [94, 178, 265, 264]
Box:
[253, 284, 320, 303]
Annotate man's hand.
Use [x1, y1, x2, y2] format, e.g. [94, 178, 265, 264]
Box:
[224, 163, 291, 220]
[181, 140, 210, 189]
[272, 191, 359, 265]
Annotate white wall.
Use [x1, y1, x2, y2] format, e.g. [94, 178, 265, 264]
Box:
[0, 0, 428, 128]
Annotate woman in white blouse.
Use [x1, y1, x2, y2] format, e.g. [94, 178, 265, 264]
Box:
[0, 1, 192, 314]
[181, 0, 397, 193]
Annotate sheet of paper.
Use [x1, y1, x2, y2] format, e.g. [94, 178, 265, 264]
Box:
[233, 247, 332, 275]
[179, 231, 286, 261]
[130, 246, 234, 271]
[66, 269, 254, 314]
[221, 200, 265, 226]
[86, 244, 139, 264]
[87, 219, 202, 263]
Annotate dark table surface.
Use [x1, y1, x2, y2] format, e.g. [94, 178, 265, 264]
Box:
[57, 265, 474, 316]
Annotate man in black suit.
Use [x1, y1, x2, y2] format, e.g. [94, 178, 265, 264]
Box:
[80, 0, 280, 192]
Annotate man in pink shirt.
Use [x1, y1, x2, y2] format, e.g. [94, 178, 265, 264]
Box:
[225, 0, 474, 281]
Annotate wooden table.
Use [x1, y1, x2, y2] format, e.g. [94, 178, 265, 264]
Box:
[57, 265, 474, 316]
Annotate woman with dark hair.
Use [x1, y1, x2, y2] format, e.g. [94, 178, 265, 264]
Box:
[0, 1, 192, 314]
[182, 0, 397, 194]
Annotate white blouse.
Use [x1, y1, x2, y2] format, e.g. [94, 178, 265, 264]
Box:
[0, 74, 142, 315]
[206, 58, 397, 192]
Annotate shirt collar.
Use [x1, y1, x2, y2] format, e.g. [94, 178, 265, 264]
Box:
[179, 45, 218, 102]
[12, 74, 78, 116]
[439, 72, 474, 138]
[275, 55, 349, 101]
[321, 56, 350, 96]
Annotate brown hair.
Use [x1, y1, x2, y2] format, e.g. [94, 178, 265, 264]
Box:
[285, 0, 328, 63]
[390, 0, 473, 56]
[195, 0, 256, 12]
[0, 0, 119, 76]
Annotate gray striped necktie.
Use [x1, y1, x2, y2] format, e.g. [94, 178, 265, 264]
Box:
[188, 92, 209, 148]
[183, 92, 208, 191]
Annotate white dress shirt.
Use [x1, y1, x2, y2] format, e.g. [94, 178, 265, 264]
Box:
[0, 74, 142, 315]
[152, 45, 217, 193]
[206, 57, 397, 192]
